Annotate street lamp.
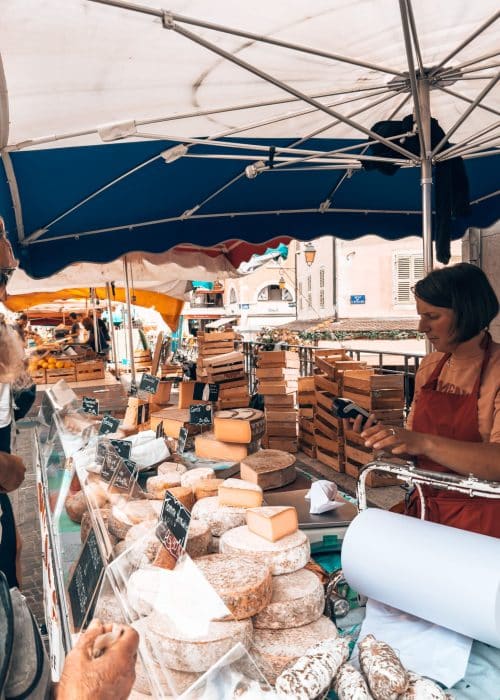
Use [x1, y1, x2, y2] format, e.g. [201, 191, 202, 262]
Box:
[303, 243, 317, 267]
[278, 275, 286, 290]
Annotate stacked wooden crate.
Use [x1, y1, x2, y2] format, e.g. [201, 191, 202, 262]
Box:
[313, 349, 367, 472]
[196, 349, 249, 409]
[298, 376, 316, 458]
[75, 359, 105, 382]
[257, 350, 299, 453]
[133, 349, 152, 373]
[342, 369, 405, 486]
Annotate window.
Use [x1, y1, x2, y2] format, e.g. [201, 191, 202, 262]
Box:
[319, 267, 325, 308]
[394, 254, 424, 304]
[229, 288, 237, 304]
[298, 282, 303, 310]
[257, 284, 292, 302]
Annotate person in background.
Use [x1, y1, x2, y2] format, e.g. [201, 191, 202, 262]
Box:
[12, 312, 28, 343]
[69, 311, 83, 342]
[82, 316, 97, 351]
[351, 263, 500, 537]
[89, 308, 111, 357]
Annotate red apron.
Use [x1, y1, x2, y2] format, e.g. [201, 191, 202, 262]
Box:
[407, 333, 500, 537]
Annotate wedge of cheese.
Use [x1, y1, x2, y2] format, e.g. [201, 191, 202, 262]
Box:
[246, 506, 298, 542]
[194, 432, 259, 462]
[218, 478, 263, 508]
[213, 408, 265, 444]
[150, 407, 200, 438]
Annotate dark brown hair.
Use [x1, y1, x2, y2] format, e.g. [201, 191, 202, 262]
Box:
[414, 263, 499, 342]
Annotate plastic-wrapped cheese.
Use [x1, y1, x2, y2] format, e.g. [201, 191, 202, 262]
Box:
[251, 616, 338, 684]
[181, 467, 215, 489]
[219, 525, 310, 575]
[147, 615, 253, 672]
[191, 496, 247, 536]
[253, 568, 324, 629]
[194, 554, 272, 619]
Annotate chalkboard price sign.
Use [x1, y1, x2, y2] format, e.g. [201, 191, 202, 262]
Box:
[139, 373, 160, 395]
[177, 426, 189, 455]
[112, 458, 139, 492]
[189, 403, 213, 425]
[96, 438, 131, 466]
[193, 382, 220, 402]
[156, 421, 165, 439]
[156, 492, 191, 562]
[67, 527, 105, 631]
[98, 414, 120, 435]
[82, 396, 99, 416]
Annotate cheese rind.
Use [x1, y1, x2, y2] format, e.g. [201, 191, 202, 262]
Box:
[147, 615, 253, 672]
[213, 409, 265, 444]
[195, 432, 259, 462]
[191, 496, 247, 536]
[218, 478, 264, 508]
[253, 569, 324, 629]
[251, 616, 338, 684]
[185, 519, 211, 559]
[240, 450, 296, 490]
[219, 525, 310, 575]
[180, 467, 215, 488]
[195, 554, 272, 619]
[246, 506, 298, 542]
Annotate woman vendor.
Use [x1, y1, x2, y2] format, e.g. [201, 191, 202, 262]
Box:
[353, 263, 500, 537]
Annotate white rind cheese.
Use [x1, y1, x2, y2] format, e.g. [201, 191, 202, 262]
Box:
[251, 616, 338, 684]
[194, 554, 272, 620]
[219, 525, 310, 575]
[180, 467, 215, 488]
[191, 496, 247, 536]
[253, 568, 324, 629]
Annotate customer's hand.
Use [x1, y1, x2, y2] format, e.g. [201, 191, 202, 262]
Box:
[57, 619, 139, 700]
[0, 452, 26, 492]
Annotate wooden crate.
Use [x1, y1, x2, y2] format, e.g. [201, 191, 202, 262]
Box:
[343, 370, 405, 411]
[30, 369, 46, 385]
[344, 461, 402, 488]
[256, 350, 300, 368]
[343, 428, 401, 487]
[262, 435, 298, 453]
[46, 366, 77, 384]
[314, 373, 339, 396]
[75, 360, 105, 382]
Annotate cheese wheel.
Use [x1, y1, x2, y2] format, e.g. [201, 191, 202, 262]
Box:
[219, 525, 310, 575]
[194, 554, 272, 620]
[191, 496, 247, 536]
[251, 616, 338, 684]
[253, 568, 324, 629]
[146, 473, 182, 499]
[213, 409, 265, 444]
[193, 478, 224, 500]
[240, 450, 296, 490]
[147, 616, 253, 672]
[194, 432, 260, 462]
[94, 594, 126, 624]
[185, 520, 211, 559]
[180, 467, 215, 489]
[65, 491, 88, 523]
[157, 461, 187, 476]
[166, 486, 194, 511]
[275, 637, 349, 699]
[113, 540, 129, 558]
[218, 478, 263, 508]
[108, 500, 157, 540]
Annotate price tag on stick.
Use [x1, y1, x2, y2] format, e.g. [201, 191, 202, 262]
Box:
[139, 373, 160, 395]
[82, 396, 99, 416]
[189, 403, 213, 425]
[98, 414, 120, 435]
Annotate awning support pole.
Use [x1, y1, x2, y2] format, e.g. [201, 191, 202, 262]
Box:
[106, 282, 120, 380]
[123, 257, 136, 391]
[91, 288, 100, 353]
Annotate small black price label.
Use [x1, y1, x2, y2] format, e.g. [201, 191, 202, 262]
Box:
[98, 414, 120, 435]
[193, 382, 220, 402]
[189, 403, 213, 425]
[139, 373, 160, 395]
[156, 421, 165, 439]
[82, 396, 99, 416]
[155, 492, 191, 562]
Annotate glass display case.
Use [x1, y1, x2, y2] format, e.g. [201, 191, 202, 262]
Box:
[34, 384, 274, 698]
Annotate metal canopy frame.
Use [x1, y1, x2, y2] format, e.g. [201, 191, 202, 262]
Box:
[2, 1, 499, 275]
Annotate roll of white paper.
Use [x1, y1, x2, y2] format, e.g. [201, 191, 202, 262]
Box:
[342, 509, 500, 648]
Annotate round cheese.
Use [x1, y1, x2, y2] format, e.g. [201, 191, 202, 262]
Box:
[108, 500, 157, 540]
[253, 568, 324, 629]
[251, 616, 338, 684]
[157, 461, 187, 476]
[219, 526, 310, 575]
[193, 478, 224, 501]
[124, 521, 159, 562]
[191, 496, 246, 536]
[185, 520, 211, 559]
[94, 593, 126, 624]
[194, 554, 272, 620]
[180, 467, 215, 489]
[147, 616, 253, 672]
[65, 491, 88, 523]
[146, 473, 182, 499]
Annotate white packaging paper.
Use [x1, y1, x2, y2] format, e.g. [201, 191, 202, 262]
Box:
[305, 479, 343, 514]
[342, 509, 500, 648]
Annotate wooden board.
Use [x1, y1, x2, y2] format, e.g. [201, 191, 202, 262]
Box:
[298, 407, 314, 418]
[300, 442, 317, 459]
[262, 436, 299, 453]
[316, 447, 343, 472]
[298, 417, 315, 436]
[314, 373, 339, 396]
[151, 331, 163, 377]
[256, 350, 300, 367]
[255, 367, 299, 379]
[343, 388, 405, 411]
[343, 370, 404, 391]
[265, 410, 297, 423]
[297, 376, 315, 391]
[314, 430, 339, 454]
[198, 351, 244, 367]
[313, 418, 338, 442]
[264, 394, 296, 408]
[266, 423, 298, 437]
[198, 331, 236, 343]
[258, 381, 298, 395]
[75, 361, 104, 382]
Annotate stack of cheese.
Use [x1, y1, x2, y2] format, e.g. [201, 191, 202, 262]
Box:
[257, 350, 299, 453]
[298, 376, 316, 458]
[196, 348, 249, 410]
[194, 408, 264, 462]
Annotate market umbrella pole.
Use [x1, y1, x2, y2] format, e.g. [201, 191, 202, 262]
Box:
[106, 281, 120, 379]
[123, 257, 136, 391]
[91, 287, 99, 353]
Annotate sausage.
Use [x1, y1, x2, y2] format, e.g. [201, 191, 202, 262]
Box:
[398, 671, 448, 699]
[334, 663, 373, 699]
[358, 634, 409, 700]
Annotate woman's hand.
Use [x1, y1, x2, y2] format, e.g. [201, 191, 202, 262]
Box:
[343, 413, 378, 434]
[361, 423, 426, 457]
[57, 619, 139, 700]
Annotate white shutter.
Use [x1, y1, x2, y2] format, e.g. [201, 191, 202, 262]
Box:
[394, 253, 424, 304]
[298, 282, 303, 310]
[319, 267, 325, 308]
